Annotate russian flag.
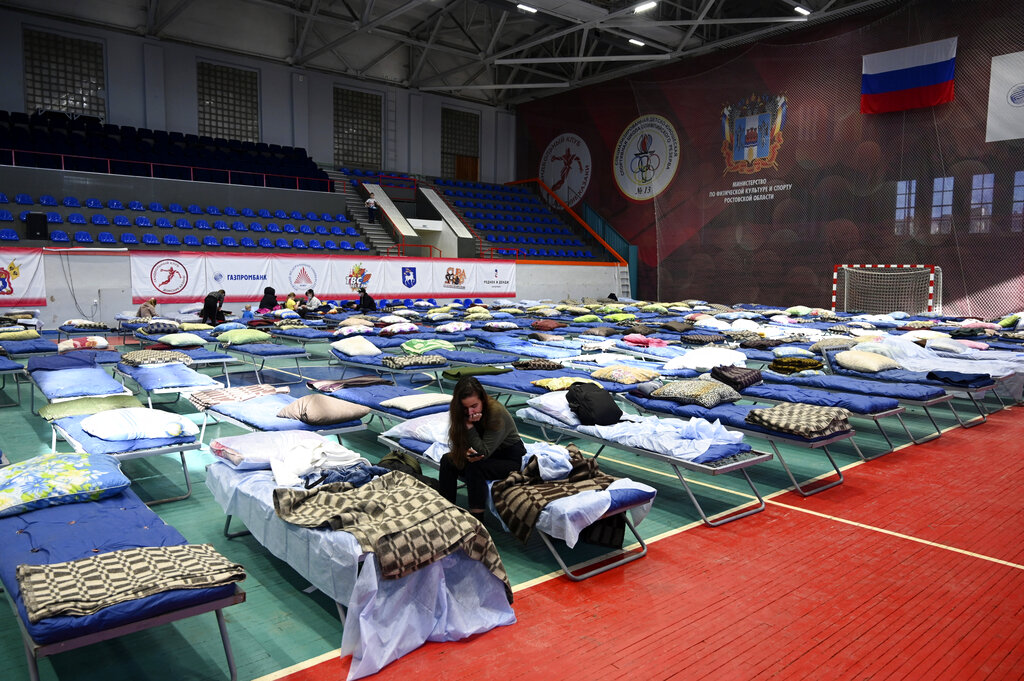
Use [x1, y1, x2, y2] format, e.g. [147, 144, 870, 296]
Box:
[861, 37, 957, 114]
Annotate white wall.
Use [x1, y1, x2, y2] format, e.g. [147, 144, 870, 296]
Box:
[10, 255, 621, 325]
[0, 7, 516, 181]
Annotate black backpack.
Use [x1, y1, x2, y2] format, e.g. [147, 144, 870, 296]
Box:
[566, 383, 622, 426]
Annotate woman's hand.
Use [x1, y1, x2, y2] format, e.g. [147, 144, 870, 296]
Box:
[466, 448, 483, 463]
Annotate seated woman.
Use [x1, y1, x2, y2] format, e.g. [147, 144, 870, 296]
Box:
[439, 376, 526, 521]
[137, 297, 157, 319]
[258, 286, 278, 312]
[200, 289, 226, 325]
[298, 288, 328, 316]
[357, 287, 376, 312]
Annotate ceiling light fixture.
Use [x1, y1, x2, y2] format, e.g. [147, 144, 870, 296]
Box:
[516, 3, 538, 13]
[629, 38, 645, 47]
[793, 5, 811, 15]
[634, 2, 657, 14]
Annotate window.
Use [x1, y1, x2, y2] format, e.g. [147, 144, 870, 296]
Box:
[196, 62, 259, 142]
[968, 173, 994, 233]
[930, 176, 954, 235]
[23, 28, 106, 119]
[894, 179, 917, 236]
[1012, 171, 1024, 233]
[441, 108, 480, 180]
[333, 87, 382, 170]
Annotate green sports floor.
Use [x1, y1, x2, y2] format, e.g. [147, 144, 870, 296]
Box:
[0, 341, 1008, 680]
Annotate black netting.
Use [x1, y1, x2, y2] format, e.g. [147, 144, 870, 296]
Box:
[518, 0, 1024, 317]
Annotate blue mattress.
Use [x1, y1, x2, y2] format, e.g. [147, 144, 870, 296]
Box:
[210, 393, 362, 431]
[31, 366, 127, 400]
[229, 343, 307, 357]
[623, 394, 848, 443]
[741, 383, 899, 414]
[330, 349, 448, 370]
[330, 384, 451, 418]
[176, 347, 235, 362]
[830, 365, 995, 389]
[763, 371, 947, 401]
[611, 341, 689, 360]
[0, 487, 236, 645]
[116, 362, 221, 391]
[0, 338, 57, 356]
[135, 331, 216, 344]
[474, 337, 578, 359]
[58, 324, 111, 333]
[55, 414, 197, 454]
[436, 349, 511, 365]
[476, 368, 637, 394]
[271, 327, 334, 340]
[0, 357, 21, 371]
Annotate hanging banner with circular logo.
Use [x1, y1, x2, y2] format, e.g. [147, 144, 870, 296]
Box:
[539, 133, 592, 207]
[612, 114, 681, 201]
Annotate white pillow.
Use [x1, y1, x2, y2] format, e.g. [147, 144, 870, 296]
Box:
[483, 321, 519, 330]
[663, 347, 747, 373]
[391, 309, 420, 318]
[379, 315, 410, 324]
[62, 318, 94, 327]
[330, 335, 382, 357]
[526, 390, 580, 427]
[81, 408, 199, 441]
[381, 411, 451, 442]
[379, 393, 452, 412]
[333, 324, 374, 336]
[436, 321, 470, 333]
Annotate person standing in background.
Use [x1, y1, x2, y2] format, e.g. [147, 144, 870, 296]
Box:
[364, 193, 378, 224]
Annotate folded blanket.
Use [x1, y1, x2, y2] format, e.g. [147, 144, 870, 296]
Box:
[274, 472, 512, 602]
[745, 403, 851, 438]
[492, 451, 623, 546]
[18, 544, 245, 623]
[380, 354, 446, 369]
[306, 376, 394, 392]
[120, 349, 193, 367]
[711, 365, 763, 391]
[188, 383, 287, 411]
[768, 356, 823, 374]
[926, 370, 993, 387]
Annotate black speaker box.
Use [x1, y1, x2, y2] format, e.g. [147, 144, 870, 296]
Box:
[25, 212, 48, 240]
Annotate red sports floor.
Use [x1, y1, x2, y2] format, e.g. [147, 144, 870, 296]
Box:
[274, 409, 1024, 681]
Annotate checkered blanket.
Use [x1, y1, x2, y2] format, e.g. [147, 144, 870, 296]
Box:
[273, 471, 512, 602]
[188, 384, 286, 411]
[745, 402, 851, 439]
[380, 354, 446, 369]
[120, 349, 194, 367]
[491, 451, 624, 547]
[17, 544, 245, 623]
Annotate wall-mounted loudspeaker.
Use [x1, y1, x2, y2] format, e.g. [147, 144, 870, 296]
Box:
[25, 212, 48, 240]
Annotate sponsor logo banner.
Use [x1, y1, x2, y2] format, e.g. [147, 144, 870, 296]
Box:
[206, 256, 273, 301]
[0, 248, 45, 306]
[613, 114, 680, 200]
[539, 133, 592, 207]
[132, 253, 206, 303]
[474, 262, 516, 295]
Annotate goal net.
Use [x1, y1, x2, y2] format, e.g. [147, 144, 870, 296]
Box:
[832, 264, 942, 315]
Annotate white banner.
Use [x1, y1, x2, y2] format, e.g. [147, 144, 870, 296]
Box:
[0, 248, 46, 307]
[986, 51, 1024, 143]
[131, 252, 207, 304]
[206, 253, 273, 302]
[131, 253, 516, 303]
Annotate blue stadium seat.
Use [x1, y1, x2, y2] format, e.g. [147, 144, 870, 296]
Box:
[222, 236, 239, 248]
[175, 218, 192, 229]
[283, 224, 297, 234]
[320, 213, 334, 222]
[339, 241, 353, 251]
[299, 224, 313, 235]
[240, 208, 256, 217]
[184, 235, 200, 247]
[315, 225, 329, 235]
[249, 223, 264, 232]
[128, 200, 145, 211]
[188, 204, 203, 214]
[213, 220, 229, 231]
[0, 210, 11, 222]
[324, 240, 339, 251]
[108, 199, 124, 210]
[0, 228, 18, 241]
[206, 206, 221, 215]
[135, 216, 152, 228]
[232, 221, 247, 231]
[290, 211, 303, 220]
[163, 234, 181, 246]
[337, 214, 349, 222]
[39, 195, 57, 207]
[306, 212, 318, 221]
[121, 233, 139, 245]
[257, 209, 271, 218]
[330, 226, 344, 236]
[308, 239, 323, 250]
[267, 223, 281, 233]
[292, 238, 307, 249]
[275, 238, 290, 249]
[168, 203, 185, 213]
[113, 215, 130, 227]
[354, 241, 369, 251]
[62, 196, 81, 208]
[97, 231, 116, 244]
[84, 198, 103, 209]
[141, 233, 159, 245]
[73, 231, 93, 244]
[15, 194, 32, 205]
[195, 220, 211, 230]
[240, 237, 257, 248]
[47, 212, 63, 224]
[156, 217, 172, 228]
[149, 202, 166, 212]
[224, 206, 240, 217]
[258, 237, 273, 248]
[67, 213, 86, 225]
[203, 236, 219, 247]
[274, 209, 287, 219]
[345, 226, 359, 237]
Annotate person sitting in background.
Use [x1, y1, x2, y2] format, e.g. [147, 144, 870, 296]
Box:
[200, 289, 226, 325]
[357, 287, 376, 312]
[241, 304, 254, 321]
[284, 292, 298, 310]
[258, 286, 278, 311]
[136, 297, 157, 319]
[438, 376, 526, 522]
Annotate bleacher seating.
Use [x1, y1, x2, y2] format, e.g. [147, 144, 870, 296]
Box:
[141, 233, 159, 245]
[73, 230, 92, 244]
[184, 235, 200, 247]
[97, 231, 116, 244]
[163, 234, 181, 246]
[0, 228, 18, 241]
